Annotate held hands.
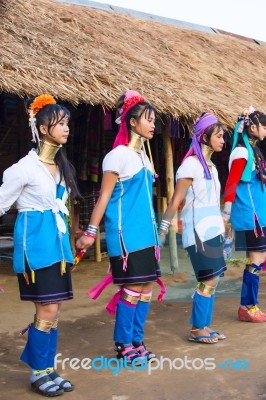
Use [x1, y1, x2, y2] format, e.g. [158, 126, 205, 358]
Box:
[76, 234, 95, 251]
[159, 230, 167, 246]
[221, 202, 232, 223]
[221, 202, 233, 239]
[158, 219, 171, 247]
[224, 220, 232, 239]
[75, 224, 98, 251]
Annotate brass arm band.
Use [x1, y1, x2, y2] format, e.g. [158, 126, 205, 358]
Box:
[122, 293, 139, 305]
[139, 293, 152, 302]
[51, 319, 59, 329]
[245, 265, 260, 275]
[197, 281, 216, 296]
[34, 316, 54, 332]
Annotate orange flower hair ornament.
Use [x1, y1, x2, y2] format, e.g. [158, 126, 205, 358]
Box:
[28, 94, 56, 143]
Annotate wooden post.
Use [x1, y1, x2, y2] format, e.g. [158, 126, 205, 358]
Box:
[154, 129, 162, 218]
[94, 231, 102, 262]
[161, 115, 179, 273]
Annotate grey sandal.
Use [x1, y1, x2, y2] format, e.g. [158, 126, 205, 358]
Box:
[49, 370, 75, 392]
[31, 374, 64, 397]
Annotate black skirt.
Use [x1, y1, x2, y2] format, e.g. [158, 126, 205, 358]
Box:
[235, 226, 266, 252]
[110, 246, 161, 285]
[17, 262, 73, 304]
[186, 233, 227, 282]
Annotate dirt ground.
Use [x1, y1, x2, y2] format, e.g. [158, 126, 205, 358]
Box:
[1, 250, 266, 400]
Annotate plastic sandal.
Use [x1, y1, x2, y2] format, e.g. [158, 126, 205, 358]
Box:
[189, 328, 218, 344]
[238, 306, 266, 322]
[31, 374, 64, 397]
[49, 370, 75, 392]
[132, 341, 156, 361]
[204, 326, 226, 340]
[189, 334, 218, 344]
[209, 331, 226, 340]
[114, 343, 145, 364]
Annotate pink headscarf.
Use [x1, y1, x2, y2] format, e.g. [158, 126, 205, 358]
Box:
[182, 112, 218, 179]
[112, 90, 146, 149]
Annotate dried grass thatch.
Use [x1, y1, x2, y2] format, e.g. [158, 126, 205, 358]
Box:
[1, 0, 266, 126]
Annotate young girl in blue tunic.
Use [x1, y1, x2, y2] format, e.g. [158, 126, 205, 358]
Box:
[223, 107, 266, 322]
[76, 90, 162, 363]
[0, 94, 80, 396]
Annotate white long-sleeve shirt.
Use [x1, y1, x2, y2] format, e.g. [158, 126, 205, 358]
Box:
[0, 149, 73, 273]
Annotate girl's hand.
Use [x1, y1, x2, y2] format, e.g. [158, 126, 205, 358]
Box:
[76, 235, 95, 250]
[221, 202, 232, 222]
[224, 221, 232, 239]
[75, 229, 85, 239]
[159, 231, 167, 246]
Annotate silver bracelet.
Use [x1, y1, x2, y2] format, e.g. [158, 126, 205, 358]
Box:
[86, 224, 99, 235]
[159, 219, 171, 233]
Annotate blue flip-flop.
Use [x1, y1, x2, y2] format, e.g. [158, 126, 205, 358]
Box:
[209, 331, 226, 340]
[189, 334, 218, 344]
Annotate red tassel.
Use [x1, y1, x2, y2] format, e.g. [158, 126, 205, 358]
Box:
[19, 324, 31, 336]
[155, 245, 161, 261]
[122, 253, 128, 271]
[87, 274, 113, 300]
[156, 277, 166, 301]
[105, 289, 123, 315]
[23, 272, 30, 285]
[71, 249, 86, 271]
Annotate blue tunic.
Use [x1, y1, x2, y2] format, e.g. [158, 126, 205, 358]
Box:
[13, 184, 74, 273]
[0, 150, 74, 273]
[231, 169, 266, 231]
[102, 146, 159, 257]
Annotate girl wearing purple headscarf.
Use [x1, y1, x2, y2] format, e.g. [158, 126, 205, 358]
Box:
[159, 112, 227, 344]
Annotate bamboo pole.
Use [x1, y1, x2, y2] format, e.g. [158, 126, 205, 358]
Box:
[94, 231, 102, 262]
[154, 129, 162, 217]
[161, 116, 179, 272]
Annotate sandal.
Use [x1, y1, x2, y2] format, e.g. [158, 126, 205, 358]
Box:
[238, 306, 266, 322]
[209, 331, 226, 340]
[49, 370, 75, 392]
[132, 341, 156, 361]
[189, 328, 218, 344]
[114, 343, 145, 365]
[31, 374, 64, 397]
[205, 326, 226, 340]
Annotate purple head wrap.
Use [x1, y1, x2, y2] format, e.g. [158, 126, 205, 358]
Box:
[182, 113, 218, 179]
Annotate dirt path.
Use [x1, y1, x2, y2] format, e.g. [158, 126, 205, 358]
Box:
[1, 256, 266, 400]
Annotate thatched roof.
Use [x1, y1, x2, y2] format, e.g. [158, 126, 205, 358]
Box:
[1, 0, 266, 126]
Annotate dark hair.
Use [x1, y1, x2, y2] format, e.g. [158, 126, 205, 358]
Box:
[25, 97, 81, 199]
[117, 93, 156, 139]
[235, 110, 266, 179]
[236, 110, 266, 147]
[199, 112, 223, 146]
[248, 111, 266, 172]
[249, 111, 266, 127]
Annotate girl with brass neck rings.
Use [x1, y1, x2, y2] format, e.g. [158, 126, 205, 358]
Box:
[223, 108, 266, 322]
[159, 112, 227, 344]
[76, 90, 163, 363]
[0, 94, 80, 396]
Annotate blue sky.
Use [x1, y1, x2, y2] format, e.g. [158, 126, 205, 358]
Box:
[90, 0, 266, 42]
